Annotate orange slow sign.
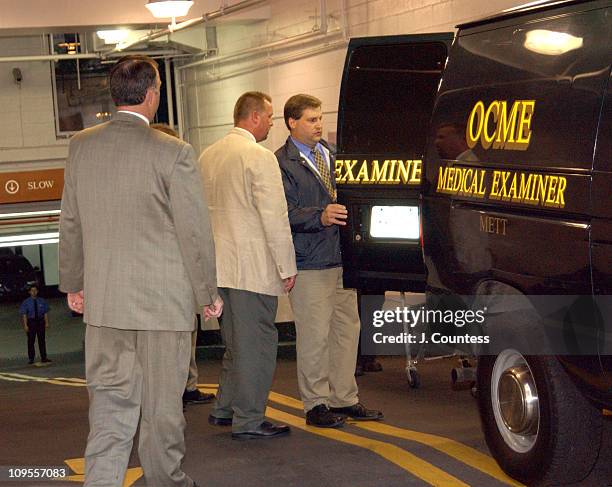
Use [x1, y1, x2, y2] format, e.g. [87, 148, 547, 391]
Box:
[0, 169, 64, 204]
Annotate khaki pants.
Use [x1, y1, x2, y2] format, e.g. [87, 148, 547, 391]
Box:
[289, 267, 360, 412]
[84, 325, 193, 487]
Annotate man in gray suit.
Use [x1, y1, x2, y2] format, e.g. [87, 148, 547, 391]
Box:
[59, 55, 222, 487]
[199, 92, 297, 439]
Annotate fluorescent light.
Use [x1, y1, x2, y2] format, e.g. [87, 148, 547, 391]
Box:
[97, 30, 130, 45]
[145, 0, 194, 18]
[524, 29, 583, 56]
[0, 232, 59, 244]
[0, 238, 59, 248]
[0, 210, 61, 219]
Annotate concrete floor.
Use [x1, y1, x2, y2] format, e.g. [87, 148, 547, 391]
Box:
[1, 356, 611, 487]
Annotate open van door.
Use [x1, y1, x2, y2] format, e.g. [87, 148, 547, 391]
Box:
[336, 34, 453, 294]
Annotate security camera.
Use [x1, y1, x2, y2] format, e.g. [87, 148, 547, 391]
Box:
[12, 68, 22, 83]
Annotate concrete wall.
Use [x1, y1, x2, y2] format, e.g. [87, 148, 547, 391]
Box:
[0, 35, 67, 170]
[180, 0, 526, 155]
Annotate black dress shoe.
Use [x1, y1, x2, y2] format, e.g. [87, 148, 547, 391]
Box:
[329, 402, 383, 421]
[306, 404, 345, 428]
[183, 389, 215, 405]
[231, 421, 290, 440]
[208, 414, 232, 426]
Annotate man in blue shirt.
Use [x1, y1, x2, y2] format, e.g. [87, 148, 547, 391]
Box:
[19, 284, 51, 364]
[275, 94, 382, 428]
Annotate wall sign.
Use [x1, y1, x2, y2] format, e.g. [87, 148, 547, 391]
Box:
[0, 169, 64, 204]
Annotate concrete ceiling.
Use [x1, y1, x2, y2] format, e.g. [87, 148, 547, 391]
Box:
[0, 0, 270, 35]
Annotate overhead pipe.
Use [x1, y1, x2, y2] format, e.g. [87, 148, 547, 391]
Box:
[185, 39, 347, 84]
[178, 0, 331, 71]
[107, 0, 268, 55]
[177, 27, 340, 71]
[0, 53, 99, 63]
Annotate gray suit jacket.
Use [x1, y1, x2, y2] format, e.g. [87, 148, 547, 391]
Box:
[59, 112, 218, 331]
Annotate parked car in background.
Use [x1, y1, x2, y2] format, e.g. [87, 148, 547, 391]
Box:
[0, 254, 38, 299]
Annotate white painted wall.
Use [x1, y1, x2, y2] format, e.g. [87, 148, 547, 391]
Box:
[180, 0, 527, 155]
[0, 35, 67, 169]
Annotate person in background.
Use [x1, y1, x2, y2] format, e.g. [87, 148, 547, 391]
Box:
[151, 122, 215, 408]
[20, 284, 51, 365]
[199, 91, 297, 440]
[275, 94, 383, 428]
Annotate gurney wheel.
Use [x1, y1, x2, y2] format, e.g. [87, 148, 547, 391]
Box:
[407, 368, 420, 389]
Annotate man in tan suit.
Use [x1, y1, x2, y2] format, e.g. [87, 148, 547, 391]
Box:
[59, 55, 222, 487]
[199, 92, 297, 439]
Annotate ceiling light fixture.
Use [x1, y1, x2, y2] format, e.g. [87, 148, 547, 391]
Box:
[97, 30, 130, 45]
[0, 232, 60, 248]
[145, 0, 194, 30]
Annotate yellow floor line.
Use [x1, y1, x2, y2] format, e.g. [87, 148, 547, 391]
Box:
[265, 406, 469, 487]
[55, 377, 87, 383]
[63, 457, 142, 486]
[0, 373, 29, 382]
[354, 422, 523, 487]
[265, 390, 522, 487]
[0, 372, 85, 387]
[0, 377, 527, 486]
[201, 386, 466, 485]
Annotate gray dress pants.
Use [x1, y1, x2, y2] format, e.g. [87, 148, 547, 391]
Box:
[212, 287, 278, 432]
[84, 325, 194, 487]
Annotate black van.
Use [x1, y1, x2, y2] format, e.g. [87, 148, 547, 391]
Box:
[421, 0, 611, 485]
[336, 0, 611, 484]
[336, 34, 453, 295]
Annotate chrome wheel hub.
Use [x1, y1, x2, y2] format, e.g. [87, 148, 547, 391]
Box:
[491, 350, 540, 453]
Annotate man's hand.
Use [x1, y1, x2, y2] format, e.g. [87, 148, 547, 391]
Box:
[67, 290, 84, 314]
[24, 325, 29, 333]
[283, 275, 297, 293]
[321, 204, 348, 227]
[203, 296, 224, 321]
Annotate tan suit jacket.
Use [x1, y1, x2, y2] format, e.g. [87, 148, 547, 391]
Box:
[199, 127, 296, 296]
[59, 112, 218, 331]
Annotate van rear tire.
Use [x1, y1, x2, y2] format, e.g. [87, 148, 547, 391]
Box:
[477, 353, 603, 485]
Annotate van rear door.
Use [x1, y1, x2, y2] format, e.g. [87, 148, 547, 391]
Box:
[336, 34, 452, 293]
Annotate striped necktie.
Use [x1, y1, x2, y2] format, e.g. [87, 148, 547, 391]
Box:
[311, 149, 335, 201]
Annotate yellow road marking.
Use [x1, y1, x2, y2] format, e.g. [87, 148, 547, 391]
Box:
[56, 377, 87, 383]
[0, 373, 29, 382]
[197, 387, 469, 485]
[64, 457, 142, 486]
[264, 390, 523, 487]
[354, 422, 523, 487]
[2, 377, 523, 486]
[265, 406, 469, 487]
[0, 372, 85, 386]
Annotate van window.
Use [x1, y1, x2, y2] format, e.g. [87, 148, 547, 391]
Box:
[340, 42, 446, 156]
[428, 8, 610, 168]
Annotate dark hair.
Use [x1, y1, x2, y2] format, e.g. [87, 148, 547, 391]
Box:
[110, 55, 159, 106]
[233, 92, 272, 125]
[283, 94, 322, 130]
[151, 123, 179, 138]
[29, 284, 38, 291]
